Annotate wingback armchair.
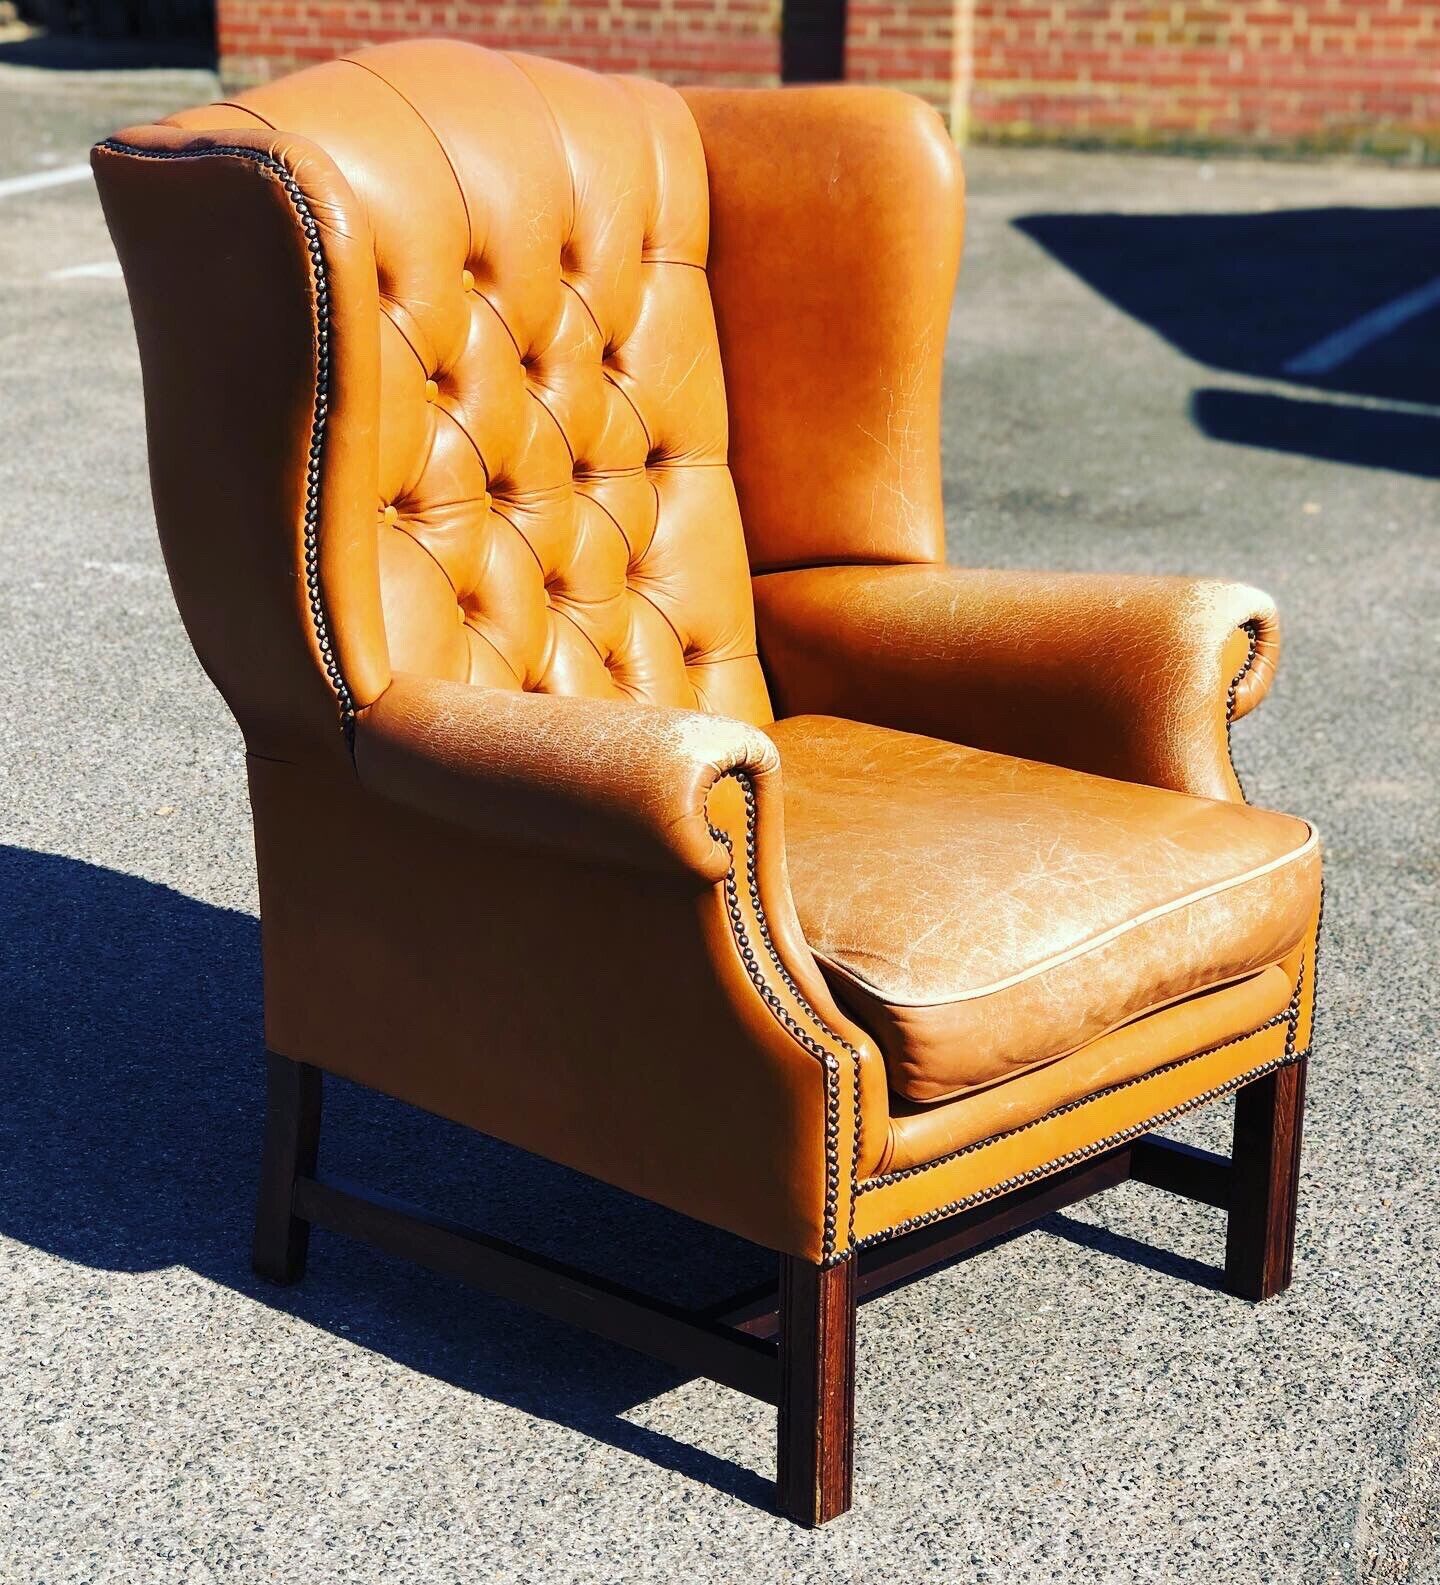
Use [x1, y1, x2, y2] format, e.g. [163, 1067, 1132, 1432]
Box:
[95, 41, 1321, 1527]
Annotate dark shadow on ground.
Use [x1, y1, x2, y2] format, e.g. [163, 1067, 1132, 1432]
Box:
[0, 843, 1220, 1508]
[1191, 388, 1440, 478]
[3, 2, 215, 69]
[0, 844, 774, 1506]
[1016, 207, 1440, 474]
[0, 34, 215, 70]
[1043, 1213, 1227, 1292]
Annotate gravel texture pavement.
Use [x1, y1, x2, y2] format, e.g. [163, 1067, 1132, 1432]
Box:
[1, 55, 1436, 1585]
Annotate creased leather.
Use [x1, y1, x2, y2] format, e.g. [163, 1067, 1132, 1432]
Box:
[683, 85, 962, 572]
[356, 673, 779, 881]
[767, 715, 1320, 1103]
[755, 564, 1282, 802]
[162, 41, 772, 726]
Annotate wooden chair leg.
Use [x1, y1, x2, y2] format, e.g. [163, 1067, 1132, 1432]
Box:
[776, 1255, 856, 1526]
[1224, 1056, 1307, 1301]
[252, 1052, 322, 1284]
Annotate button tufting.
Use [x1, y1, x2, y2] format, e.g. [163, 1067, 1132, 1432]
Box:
[339, 54, 772, 728]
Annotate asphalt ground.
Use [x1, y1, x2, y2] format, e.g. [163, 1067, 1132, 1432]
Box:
[1, 55, 1437, 1585]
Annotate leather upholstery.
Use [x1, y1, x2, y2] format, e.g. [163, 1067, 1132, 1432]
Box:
[246, 750, 882, 1263]
[883, 964, 1296, 1172]
[177, 42, 773, 724]
[91, 121, 389, 768]
[682, 87, 963, 571]
[755, 565, 1280, 802]
[95, 42, 1321, 1266]
[851, 902, 1318, 1248]
[767, 716, 1319, 1103]
[357, 671, 779, 880]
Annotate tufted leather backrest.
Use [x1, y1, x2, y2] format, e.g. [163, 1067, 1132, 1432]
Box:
[168, 41, 773, 724]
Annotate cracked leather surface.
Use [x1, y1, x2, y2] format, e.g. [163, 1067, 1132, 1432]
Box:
[355, 672, 779, 880]
[767, 715, 1320, 1103]
[755, 563, 1281, 802]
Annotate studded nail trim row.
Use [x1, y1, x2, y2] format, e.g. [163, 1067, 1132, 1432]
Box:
[855, 914, 1317, 1253]
[1225, 617, 1261, 800]
[708, 770, 863, 1266]
[852, 1042, 1309, 1254]
[860, 948, 1307, 1195]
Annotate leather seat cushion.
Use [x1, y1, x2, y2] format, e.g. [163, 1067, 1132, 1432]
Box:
[766, 716, 1321, 1104]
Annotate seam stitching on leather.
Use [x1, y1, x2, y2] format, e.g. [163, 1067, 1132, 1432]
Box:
[852, 1043, 1311, 1252]
[808, 825, 1318, 1009]
[859, 977, 1304, 1194]
[98, 138, 355, 743]
[707, 770, 861, 1265]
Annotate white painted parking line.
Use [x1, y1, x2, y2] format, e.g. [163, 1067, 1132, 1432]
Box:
[49, 261, 122, 281]
[1284, 275, 1440, 376]
[0, 162, 93, 200]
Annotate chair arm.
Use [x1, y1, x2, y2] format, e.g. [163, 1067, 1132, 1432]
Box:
[266, 675, 890, 1261]
[754, 564, 1280, 802]
[354, 674, 780, 882]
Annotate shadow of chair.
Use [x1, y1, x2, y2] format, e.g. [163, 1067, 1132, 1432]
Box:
[1016, 206, 1440, 477]
[0, 841, 1232, 1508]
[0, 842, 779, 1505]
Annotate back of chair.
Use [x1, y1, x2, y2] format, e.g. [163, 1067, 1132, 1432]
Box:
[99, 41, 773, 762]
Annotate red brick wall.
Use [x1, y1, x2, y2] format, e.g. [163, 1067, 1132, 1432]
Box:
[218, 1, 781, 89]
[968, 0, 1440, 155]
[844, 0, 955, 115]
[217, 1, 1440, 157]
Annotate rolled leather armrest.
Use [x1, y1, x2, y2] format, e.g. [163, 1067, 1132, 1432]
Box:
[754, 564, 1281, 802]
[354, 673, 781, 881]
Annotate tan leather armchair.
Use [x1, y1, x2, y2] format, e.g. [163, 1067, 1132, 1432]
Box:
[95, 41, 1321, 1527]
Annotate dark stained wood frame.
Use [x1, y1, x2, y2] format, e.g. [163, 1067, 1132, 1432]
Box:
[253, 1050, 1307, 1526]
